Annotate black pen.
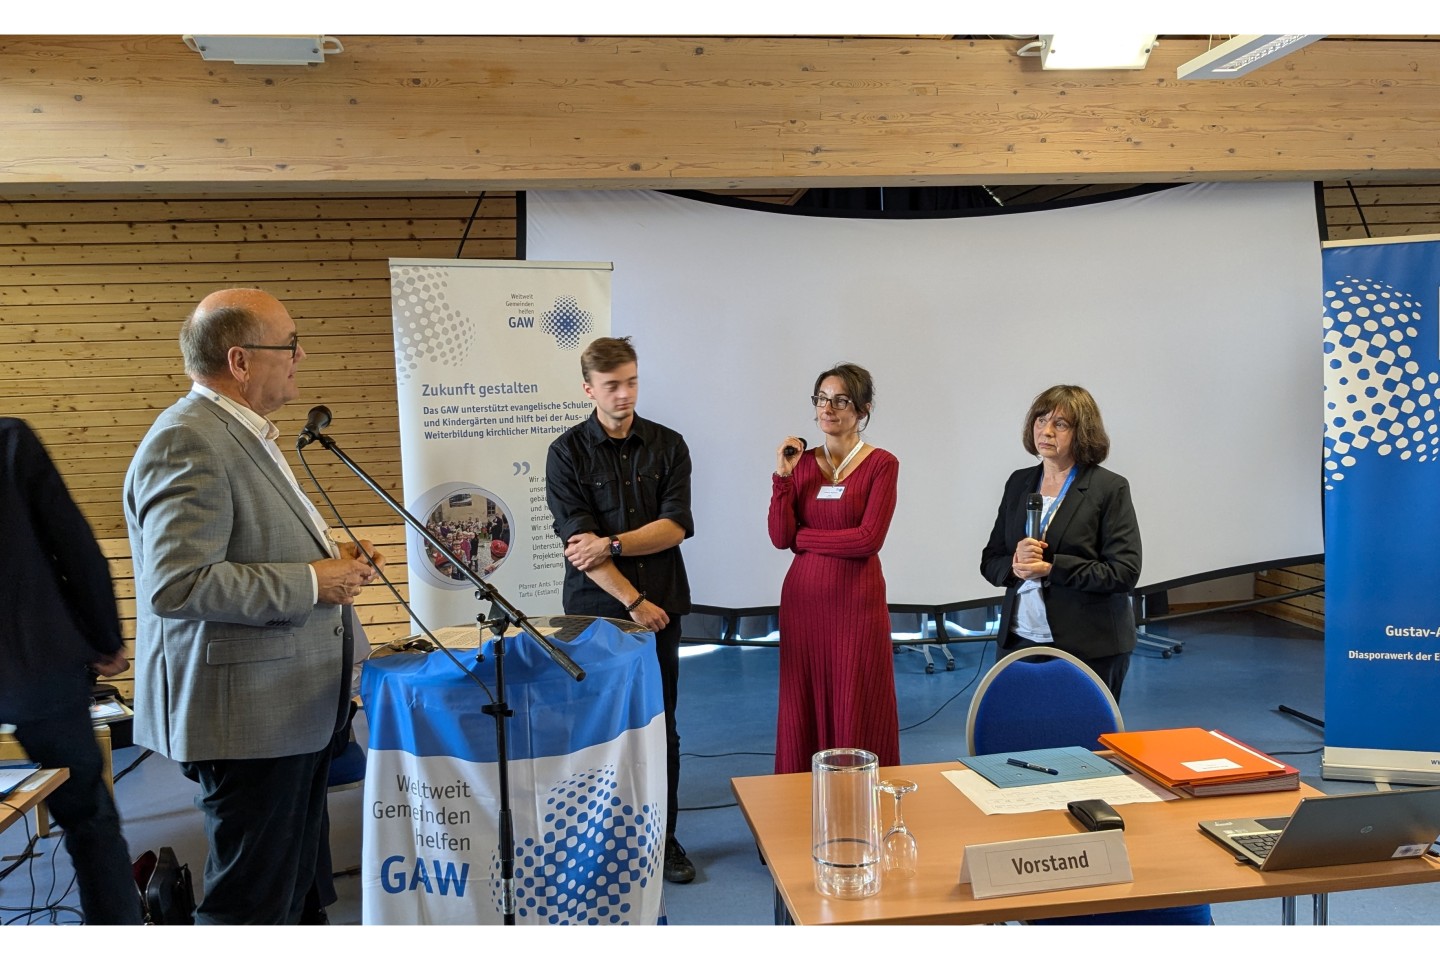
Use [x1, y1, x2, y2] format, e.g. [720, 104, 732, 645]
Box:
[1007, 757, 1059, 775]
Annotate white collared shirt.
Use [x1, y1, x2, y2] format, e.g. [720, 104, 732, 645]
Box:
[190, 382, 334, 600]
[1012, 492, 1055, 643]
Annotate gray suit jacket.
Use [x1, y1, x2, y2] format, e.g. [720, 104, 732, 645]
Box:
[124, 392, 351, 762]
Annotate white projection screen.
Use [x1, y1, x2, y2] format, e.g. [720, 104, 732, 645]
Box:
[525, 183, 1324, 610]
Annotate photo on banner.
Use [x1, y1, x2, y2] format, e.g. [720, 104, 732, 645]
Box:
[1320, 235, 1440, 784]
[389, 258, 613, 630]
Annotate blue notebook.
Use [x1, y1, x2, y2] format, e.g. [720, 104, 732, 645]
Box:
[961, 746, 1127, 788]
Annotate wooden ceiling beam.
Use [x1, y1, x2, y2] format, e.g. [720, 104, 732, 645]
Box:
[1, 35, 1437, 195]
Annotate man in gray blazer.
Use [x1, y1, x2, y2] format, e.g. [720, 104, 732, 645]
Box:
[124, 288, 381, 924]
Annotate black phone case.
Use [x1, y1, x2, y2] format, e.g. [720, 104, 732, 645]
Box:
[1068, 798, 1125, 831]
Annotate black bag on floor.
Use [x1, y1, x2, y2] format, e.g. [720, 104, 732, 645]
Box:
[132, 847, 196, 925]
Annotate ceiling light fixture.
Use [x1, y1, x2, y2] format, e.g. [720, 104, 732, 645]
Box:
[1017, 35, 1158, 70]
[182, 35, 344, 66]
[1177, 35, 1324, 80]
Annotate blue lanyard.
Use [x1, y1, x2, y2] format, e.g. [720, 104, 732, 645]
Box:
[1036, 466, 1077, 538]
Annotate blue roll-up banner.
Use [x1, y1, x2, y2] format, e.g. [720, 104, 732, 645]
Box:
[359, 618, 668, 924]
[1322, 235, 1440, 784]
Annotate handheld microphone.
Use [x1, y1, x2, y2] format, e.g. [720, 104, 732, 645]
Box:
[298, 405, 332, 449]
[783, 437, 808, 458]
[1025, 493, 1044, 541]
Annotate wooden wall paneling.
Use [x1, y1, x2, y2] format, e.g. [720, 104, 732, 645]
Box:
[0, 192, 517, 540]
[1255, 565, 1325, 632]
[0, 196, 518, 224]
[1321, 179, 1440, 240]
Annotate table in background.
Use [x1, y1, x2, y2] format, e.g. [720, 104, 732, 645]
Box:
[1, 769, 70, 838]
[732, 761, 1440, 925]
[0, 724, 112, 838]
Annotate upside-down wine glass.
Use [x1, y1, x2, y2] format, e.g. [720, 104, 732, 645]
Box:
[878, 778, 918, 878]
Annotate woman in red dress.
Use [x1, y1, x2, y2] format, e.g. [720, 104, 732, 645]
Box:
[768, 363, 901, 774]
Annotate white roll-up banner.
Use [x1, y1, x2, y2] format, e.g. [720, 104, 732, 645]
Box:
[389, 259, 612, 629]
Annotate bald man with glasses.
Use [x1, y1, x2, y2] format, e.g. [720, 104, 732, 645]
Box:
[125, 288, 381, 924]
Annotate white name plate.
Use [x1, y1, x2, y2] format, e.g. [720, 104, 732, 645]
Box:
[960, 830, 1132, 899]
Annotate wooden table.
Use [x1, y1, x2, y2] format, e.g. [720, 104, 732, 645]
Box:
[0, 724, 112, 838]
[732, 761, 1440, 925]
[1, 769, 70, 838]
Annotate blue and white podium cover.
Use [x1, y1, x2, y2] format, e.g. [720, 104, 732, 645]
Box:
[360, 618, 667, 924]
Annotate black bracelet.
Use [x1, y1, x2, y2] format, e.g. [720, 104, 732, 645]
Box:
[625, 592, 647, 613]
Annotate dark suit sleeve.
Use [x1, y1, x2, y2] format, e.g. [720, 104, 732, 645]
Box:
[1048, 475, 1142, 595]
[15, 421, 123, 656]
[980, 472, 1022, 589]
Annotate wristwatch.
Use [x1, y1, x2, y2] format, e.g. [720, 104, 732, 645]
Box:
[609, 536, 623, 558]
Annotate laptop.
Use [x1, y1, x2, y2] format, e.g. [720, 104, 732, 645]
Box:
[1198, 786, 1440, 871]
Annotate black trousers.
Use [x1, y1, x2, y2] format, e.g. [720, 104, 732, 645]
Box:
[7, 704, 143, 925]
[1003, 634, 1131, 702]
[180, 748, 331, 925]
[653, 618, 682, 840]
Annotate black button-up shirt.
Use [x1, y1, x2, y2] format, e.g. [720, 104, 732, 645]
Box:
[545, 410, 694, 617]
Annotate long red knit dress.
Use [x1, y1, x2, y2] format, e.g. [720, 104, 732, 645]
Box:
[768, 447, 901, 774]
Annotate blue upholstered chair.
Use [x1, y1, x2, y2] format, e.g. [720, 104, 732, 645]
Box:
[328, 739, 366, 791]
[966, 648, 1123, 755]
[325, 711, 367, 881]
[964, 648, 1212, 925]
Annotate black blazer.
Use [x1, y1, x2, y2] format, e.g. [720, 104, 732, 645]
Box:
[0, 418, 124, 722]
[979, 462, 1141, 660]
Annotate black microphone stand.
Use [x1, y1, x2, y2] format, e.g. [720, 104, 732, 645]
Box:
[299, 423, 584, 925]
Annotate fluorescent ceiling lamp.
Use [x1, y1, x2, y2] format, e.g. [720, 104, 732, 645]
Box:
[182, 35, 343, 66]
[1020, 34, 1157, 70]
[1177, 35, 1324, 80]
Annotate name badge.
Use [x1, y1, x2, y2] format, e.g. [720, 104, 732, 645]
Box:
[816, 485, 846, 500]
[959, 830, 1131, 900]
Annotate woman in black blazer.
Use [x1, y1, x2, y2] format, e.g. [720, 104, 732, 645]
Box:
[979, 385, 1141, 699]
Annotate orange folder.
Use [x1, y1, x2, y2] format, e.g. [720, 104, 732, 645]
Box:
[1098, 727, 1294, 789]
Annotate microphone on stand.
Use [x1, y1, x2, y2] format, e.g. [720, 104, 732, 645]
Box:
[1025, 493, 1044, 541]
[783, 437, 808, 458]
[298, 405, 332, 449]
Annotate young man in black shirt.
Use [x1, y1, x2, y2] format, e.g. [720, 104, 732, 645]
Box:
[545, 336, 697, 884]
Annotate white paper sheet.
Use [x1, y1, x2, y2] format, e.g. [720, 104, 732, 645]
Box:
[942, 768, 1175, 815]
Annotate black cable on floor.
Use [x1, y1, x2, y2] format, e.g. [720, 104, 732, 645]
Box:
[676, 751, 772, 811]
[0, 804, 37, 884]
[898, 639, 992, 734]
[110, 748, 153, 785]
[679, 801, 738, 812]
[0, 804, 40, 922]
[681, 750, 774, 760]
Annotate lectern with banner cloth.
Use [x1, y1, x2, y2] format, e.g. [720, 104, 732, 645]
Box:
[360, 617, 667, 924]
